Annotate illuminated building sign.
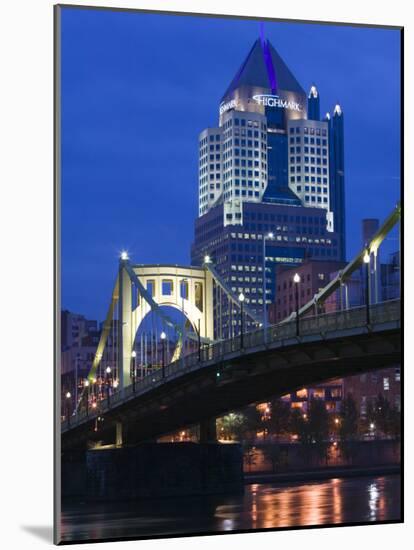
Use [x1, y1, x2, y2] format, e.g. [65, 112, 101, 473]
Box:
[219, 99, 238, 115]
[252, 94, 303, 112]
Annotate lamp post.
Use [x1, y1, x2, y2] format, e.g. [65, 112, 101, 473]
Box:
[262, 232, 274, 342]
[131, 350, 137, 392]
[84, 380, 89, 417]
[105, 366, 111, 406]
[363, 251, 370, 325]
[65, 391, 71, 426]
[180, 279, 188, 357]
[197, 318, 201, 362]
[238, 292, 245, 349]
[160, 331, 166, 378]
[293, 273, 301, 336]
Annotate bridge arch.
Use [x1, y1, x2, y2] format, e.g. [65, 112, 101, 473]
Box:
[119, 264, 214, 387]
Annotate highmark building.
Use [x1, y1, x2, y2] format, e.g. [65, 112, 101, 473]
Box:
[191, 37, 346, 336]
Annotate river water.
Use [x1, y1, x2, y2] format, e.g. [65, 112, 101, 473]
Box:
[61, 474, 401, 543]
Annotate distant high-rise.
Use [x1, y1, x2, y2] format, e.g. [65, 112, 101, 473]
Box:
[192, 36, 346, 332]
[330, 104, 346, 260]
[308, 85, 320, 121]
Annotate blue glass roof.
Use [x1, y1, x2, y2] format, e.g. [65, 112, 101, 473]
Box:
[222, 38, 305, 101]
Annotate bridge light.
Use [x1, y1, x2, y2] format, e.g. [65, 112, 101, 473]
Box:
[363, 251, 370, 263]
[204, 255, 211, 264]
[160, 331, 167, 340]
[238, 292, 245, 302]
[293, 273, 301, 284]
[120, 250, 129, 261]
[66, 392, 71, 399]
[131, 350, 137, 358]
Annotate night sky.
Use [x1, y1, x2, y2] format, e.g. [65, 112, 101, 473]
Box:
[60, 7, 401, 321]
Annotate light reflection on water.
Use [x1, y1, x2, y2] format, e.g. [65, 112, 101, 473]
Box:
[61, 474, 400, 542]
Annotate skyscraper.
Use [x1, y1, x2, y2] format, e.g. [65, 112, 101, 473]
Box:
[191, 36, 346, 335]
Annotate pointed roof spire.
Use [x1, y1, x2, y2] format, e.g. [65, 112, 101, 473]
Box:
[333, 103, 342, 116]
[309, 84, 318, 99]
[221, 37, 305, 102]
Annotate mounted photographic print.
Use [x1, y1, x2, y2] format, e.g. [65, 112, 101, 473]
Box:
[54, 4, 403, 544]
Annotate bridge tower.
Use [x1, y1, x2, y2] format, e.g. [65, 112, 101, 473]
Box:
[117, 258, 215, 389]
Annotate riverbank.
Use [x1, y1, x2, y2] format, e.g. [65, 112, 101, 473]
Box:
[245, 463, 401, 484]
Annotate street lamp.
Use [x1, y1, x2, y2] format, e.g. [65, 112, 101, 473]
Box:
[293, 273, 301, 336]
[238, 292, 245, 349]
[105, 366, 111, 406]
[131, 350, 137, 392]
[197, 318, 201, 362]
[84, 380, 89, 416]
[180, 279, 188, 357]
[160, 331, 167, 378]
[363, 250, 370, 325]
[262, 232, 274, 342]
[65, 391, 71, 425]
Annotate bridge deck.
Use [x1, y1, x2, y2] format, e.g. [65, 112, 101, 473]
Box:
[62, 300, 401, 438]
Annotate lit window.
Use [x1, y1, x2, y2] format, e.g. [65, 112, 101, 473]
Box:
[383, 377, 390, 391]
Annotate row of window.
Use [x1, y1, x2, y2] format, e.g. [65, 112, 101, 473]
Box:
[290, 153, 328, 165]
[222, 118, 265, 130]
[224, 190, 261, 199]
[293, 182, 328, 190]
[304, 195, 328, 204]
[289, 126, 327, 136]
[289, 136, 327, 146]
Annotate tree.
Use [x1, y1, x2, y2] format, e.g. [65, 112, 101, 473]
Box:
[374, 393, 392, 436]
[307, 398, 330, 463]
[243, 444, 259, 472]
[218, 412, 245, 441]
[339, 393, 359, 463]
[265, 399, 291, 439]
[289, 408, 313, 464]
[242, 405, 263, 439]
[388, 405, 401, 439]
[262, 444, 289, 473]
[339, 394, 359, 440]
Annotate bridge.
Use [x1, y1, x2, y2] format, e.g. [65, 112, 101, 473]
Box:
[61, 203, 401, 451]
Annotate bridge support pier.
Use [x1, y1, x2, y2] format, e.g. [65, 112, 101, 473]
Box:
[115, 421, 123, 446]
[199, 418, 217, 443]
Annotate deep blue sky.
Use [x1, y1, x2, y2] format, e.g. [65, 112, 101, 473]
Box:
[61, 7, 401, 321]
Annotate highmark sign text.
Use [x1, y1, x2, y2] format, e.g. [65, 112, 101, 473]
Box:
[219, 94, 303, 115]
[253, 94, 303, 111]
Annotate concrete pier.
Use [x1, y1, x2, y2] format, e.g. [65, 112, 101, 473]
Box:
[62, 442, 244, 501]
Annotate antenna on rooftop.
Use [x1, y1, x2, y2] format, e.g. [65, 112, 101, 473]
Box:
[259, 21, 265, 46]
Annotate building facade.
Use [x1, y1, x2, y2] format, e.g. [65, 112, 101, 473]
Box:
[268, 259, 346, 323]
[192, 36, 346, 334]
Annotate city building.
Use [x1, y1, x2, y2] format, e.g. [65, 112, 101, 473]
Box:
[280, 381, 344, 415]
[343, 367, 401, 417]
[61, 309, 98, 350]
[268, 259, 346, 323]
[192, 35, 346, 336]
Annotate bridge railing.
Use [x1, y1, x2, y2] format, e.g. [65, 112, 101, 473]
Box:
[61, 299, 400, 432]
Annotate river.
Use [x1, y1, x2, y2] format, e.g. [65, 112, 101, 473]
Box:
[61, 474, 401, 542]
